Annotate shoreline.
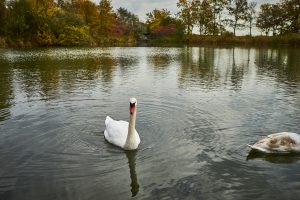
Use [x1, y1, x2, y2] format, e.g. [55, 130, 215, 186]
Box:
[1, 35, 300, 48]
[187, 35, 300, 47]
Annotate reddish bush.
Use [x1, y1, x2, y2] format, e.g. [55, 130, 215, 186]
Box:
[151, 24, 177, 37]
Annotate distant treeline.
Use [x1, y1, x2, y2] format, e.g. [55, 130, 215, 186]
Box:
[0, 0, 299, 47]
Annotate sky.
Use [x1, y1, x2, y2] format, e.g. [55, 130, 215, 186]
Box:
[103, 0, 279, 22]
[92, 0, 279, 35]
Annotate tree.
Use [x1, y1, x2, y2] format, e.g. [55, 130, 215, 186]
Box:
[192, 0, 214, 35]
[34, 0, 55, 17]
[177, 0, 194, 36]
[226, 0, 248, 36]
[269, 4, 285, 35]
[146, 8, 184, 39]
[256, 4, 272, 35]
[57, 0, 64, 7]
[0, 0, 6, 35]
[256, 3, 285, 36]
[57, 25, 89, 46]
[117, 7, 139, 25]
[80, 1, 99, 25]
[246, 2, 256, 36]
[209, 0, 227, 35]
[281, 0, 300, 33]
[6, 0, 38, 39]
[98, 0, 115, 37]
[117, 7, 144, 37]
[146, 9, 171, 32]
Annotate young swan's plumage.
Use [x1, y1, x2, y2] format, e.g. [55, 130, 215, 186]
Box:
[248, 132, 300, 153]
[104, 98, 140, 150]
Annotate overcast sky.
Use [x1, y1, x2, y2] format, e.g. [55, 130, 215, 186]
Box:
[101, 0, 279, 22]
[91, 0, 279, 35]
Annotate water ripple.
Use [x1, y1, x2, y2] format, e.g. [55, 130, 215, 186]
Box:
[1, 47, 300, 199]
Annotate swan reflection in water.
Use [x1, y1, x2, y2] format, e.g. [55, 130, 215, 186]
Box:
[125, 150, 139, 197]
[247, 150, 300, 164]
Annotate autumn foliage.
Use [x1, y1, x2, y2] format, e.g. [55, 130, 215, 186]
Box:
[0, 0, 299, 47]
[0, 0, 146, 47]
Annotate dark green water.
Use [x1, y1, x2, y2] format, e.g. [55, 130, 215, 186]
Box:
[0, 47, 300, 200]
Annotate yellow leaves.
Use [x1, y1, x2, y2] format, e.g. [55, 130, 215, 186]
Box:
[34, 0, 56, 17]
[37, 30, 56, 46]
[146, 9, 171, 32]
[57, 25, 90, 46]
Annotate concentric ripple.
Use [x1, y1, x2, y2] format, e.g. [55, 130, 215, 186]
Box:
[0, 47, 300, 200]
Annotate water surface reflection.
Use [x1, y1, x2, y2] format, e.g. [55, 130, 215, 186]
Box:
[247, 150, 300, 164]
[125, 150, 139, 197]
[0, 47, 300, 200]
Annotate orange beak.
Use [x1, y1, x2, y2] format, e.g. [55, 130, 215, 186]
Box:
[130, 103, 135, 114]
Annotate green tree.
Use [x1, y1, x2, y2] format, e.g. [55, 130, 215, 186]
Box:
[117, 7, 146, 40]
[281, 0, 300, 33]
[256, 3, 285, 36]
[177, 0, 194, 36]
[34, 0, 55, 16]
[57, 0, 64, 7]
[47, 7, 85, 42]
[6, 0, 38, 40]
[269, 4, 285, 35]
[192, 0, 214, 35]
[256, 4, 272, 35]
[57, 25, 89, 46]
[117, 7, 139, 24]
[246, 2, 256, 36]
[0, 0, 6, 35]
[209, 0, 227, 35]
[226, 0, 248, 36]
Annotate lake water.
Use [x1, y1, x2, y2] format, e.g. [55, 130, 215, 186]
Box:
[0, 47, 300, 200]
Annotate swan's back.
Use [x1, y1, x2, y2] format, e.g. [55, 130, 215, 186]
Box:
[104, 116, 129, 148]
[249, 132, 300, 153]
[104, 116, 140, 149]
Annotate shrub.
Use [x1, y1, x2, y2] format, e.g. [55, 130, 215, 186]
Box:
[37, 30, 56, 46]
[0, 37, 6, 47]
[57, 25, 90, 46]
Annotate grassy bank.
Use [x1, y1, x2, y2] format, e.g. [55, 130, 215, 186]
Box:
[0, 36, 139, 48]
[1, 35, 300, 48]
[187, 34, 300, 47]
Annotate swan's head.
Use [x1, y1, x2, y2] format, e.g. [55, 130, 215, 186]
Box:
[130, 98, 137, 114]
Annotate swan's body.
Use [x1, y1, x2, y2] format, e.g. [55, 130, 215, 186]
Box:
[104, 98, 140, 150]
[248, 132, 300, 153]
[104, 116, 140, 149]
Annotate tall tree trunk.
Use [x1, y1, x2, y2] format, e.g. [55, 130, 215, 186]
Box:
[187, 14, 191, 36]
[293, 15, 300, 33]
[218, 12, 222, 35]
[199, 22, 202, 35]
[213, 1, 216, 35]
[249, 20, 252, 36]
[233, 21, 237, 36]
[272, 27, 276, 36]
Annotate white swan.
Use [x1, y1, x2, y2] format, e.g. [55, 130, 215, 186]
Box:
[104, 98, 140, 150]
[248, 132, 300, 153]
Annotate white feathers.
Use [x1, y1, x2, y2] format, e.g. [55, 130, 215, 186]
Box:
[104, 98, 140, 150]
[104, 116, 140, 150]
[130, 98, 137, 104]
[248, 132, 300, 153]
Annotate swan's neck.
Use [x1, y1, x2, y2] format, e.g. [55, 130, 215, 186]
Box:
[125, 111, 137, 150]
